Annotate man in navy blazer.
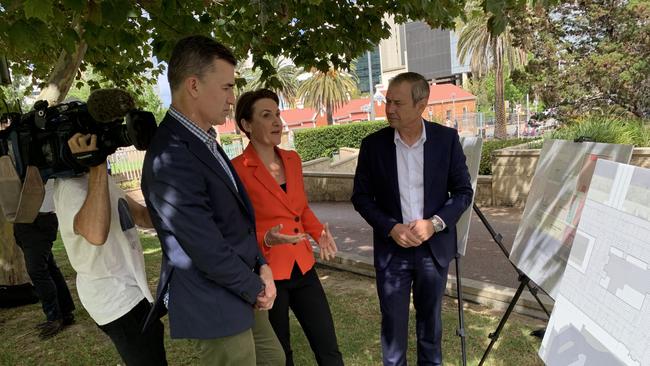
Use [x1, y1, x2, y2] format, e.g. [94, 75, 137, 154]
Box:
[352, 72, 473, 365]
[141, 36, 283, 365]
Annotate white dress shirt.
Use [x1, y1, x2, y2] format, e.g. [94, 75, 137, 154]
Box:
[394, 120, 446, 228]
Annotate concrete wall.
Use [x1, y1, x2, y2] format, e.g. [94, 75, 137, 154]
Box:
[475, 175, 493, 207]
[303, 172, 355, 202]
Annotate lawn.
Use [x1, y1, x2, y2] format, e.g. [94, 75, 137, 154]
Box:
[0, 234, 545, 365]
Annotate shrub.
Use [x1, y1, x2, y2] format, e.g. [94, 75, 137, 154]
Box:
[549, 114, 650, 146]
[220, 134, 241, 145]
[294, 121, 387, 161]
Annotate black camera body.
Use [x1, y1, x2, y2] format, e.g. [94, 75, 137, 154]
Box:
[0, 92, 157, 181]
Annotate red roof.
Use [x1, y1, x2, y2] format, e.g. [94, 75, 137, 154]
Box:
[280, 107, 318, 126]
[223, 83, 475, 131]
[425, 84, 475, 104]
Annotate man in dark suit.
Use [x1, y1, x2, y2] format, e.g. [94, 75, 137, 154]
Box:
[352, 72, 473, 366]
[141, 35, 283, 365]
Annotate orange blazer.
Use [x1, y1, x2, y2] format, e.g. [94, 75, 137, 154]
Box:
[232, 145, 323, 280]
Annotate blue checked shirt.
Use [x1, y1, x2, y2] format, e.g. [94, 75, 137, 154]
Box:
[168, 107, 238, 191]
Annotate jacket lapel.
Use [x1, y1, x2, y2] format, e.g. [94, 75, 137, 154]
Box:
[384, 130, 401, 212]
[165, 117, 251, 217]
[423, 121, 435, 212]
[245, 145, 297, 215]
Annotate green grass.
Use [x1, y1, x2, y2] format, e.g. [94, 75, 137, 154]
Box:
[0, 234, 545, 365]
[109, 160, 144, 175]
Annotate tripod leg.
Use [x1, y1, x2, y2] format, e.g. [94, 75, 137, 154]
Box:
[478, 278, 528, 366]
[455, 255, 467, 366]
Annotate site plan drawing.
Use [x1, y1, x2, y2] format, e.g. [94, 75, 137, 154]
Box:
[509, 140, 633, 297]
[539, 160, 650, 365]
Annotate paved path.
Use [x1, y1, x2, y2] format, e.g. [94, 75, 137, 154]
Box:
[310, 202, 524, 289]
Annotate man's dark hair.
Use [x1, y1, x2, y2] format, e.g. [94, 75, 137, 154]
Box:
[168, 35, 237, 93]
[235, 89, 280, 138]
[389, 72, 430, 105]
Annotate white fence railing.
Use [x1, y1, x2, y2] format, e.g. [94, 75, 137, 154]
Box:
[107, 146, 145, 183]
[108, 140, 245, 184]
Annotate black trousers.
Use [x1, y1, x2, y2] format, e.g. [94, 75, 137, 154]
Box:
[268, 264, 343, 366]
[13, 213, 75, 322]
[98, 298, 167, 366]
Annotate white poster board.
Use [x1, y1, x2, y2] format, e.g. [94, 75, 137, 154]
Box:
[456, 137, 483, 255]
[539, 160, 650, 365]
[509, 140, 633, 298]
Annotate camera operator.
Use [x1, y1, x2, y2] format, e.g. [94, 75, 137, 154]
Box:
[53, 132, 166, 365]
[13, 179, 76, 339]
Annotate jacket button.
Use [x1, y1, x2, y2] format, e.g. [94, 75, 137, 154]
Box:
[294, 216, 300, 222]
[293, 228, 299, 233]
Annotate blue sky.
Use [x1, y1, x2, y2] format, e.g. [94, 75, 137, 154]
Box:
[156, 60, 171, 107]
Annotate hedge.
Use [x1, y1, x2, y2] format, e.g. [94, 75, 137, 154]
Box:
[294, 121, 387, 161]
[219, 134, 241, 145]
[479, 138, 536, 175]
[294, 122, 539, 175]
[549, 114, 650, 147]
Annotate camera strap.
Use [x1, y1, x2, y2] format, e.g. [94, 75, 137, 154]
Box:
[72, 150, 106, 167]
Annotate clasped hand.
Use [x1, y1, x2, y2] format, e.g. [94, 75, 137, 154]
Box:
[255, 264, 276, 311]
[389, 219, 435, 248]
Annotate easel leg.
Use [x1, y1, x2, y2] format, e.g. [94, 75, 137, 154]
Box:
[478, 278, 529, 366]
[455, 254, 467, 366]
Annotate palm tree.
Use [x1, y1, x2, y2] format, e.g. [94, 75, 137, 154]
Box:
[236, 56, 301, 108]
[457, 10, 527, 139]
[298, 67, 358, 125]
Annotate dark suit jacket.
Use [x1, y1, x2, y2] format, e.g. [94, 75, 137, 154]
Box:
[141, 113, 265, 339]
[351, 121, 473, 270]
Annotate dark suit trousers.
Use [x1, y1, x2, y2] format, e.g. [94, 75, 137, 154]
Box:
[268, 264, 343, 366]
[376, 245, 449, 366]
[98, 299, 167, 365]
[13, 213, 75, 322]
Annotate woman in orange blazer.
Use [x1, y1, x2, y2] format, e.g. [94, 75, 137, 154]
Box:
[232, 89, 343, 366]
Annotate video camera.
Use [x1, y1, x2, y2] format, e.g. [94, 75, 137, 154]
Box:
[0, 88, 157, 223]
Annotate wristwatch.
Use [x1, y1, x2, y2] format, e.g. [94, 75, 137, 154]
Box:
[431, 216, 444, 233]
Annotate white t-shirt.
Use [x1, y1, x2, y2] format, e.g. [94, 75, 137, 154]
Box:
[53, 175, 153, 326]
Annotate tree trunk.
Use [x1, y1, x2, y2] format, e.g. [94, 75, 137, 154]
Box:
[326, 105, 333, 125]
[0, 214, 30, 286]
[493, 40, 507, 139]
[36, 40, 88, 106]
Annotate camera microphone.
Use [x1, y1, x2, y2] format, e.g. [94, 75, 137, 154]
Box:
[87, 88, 135, 123]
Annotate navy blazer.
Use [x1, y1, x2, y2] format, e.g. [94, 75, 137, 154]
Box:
[351, 121, 473, 270]
[141, 113, 265, 339]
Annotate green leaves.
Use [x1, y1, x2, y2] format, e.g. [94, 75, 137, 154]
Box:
[23, 0, 52, 22]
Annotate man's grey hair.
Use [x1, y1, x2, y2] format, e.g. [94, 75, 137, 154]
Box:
[388, 72, 430, 105]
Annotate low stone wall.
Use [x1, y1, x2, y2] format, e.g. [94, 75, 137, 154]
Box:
[491, 149, 540, 207]
[475, 175, 493, 206]
[303, 172, 355, 202]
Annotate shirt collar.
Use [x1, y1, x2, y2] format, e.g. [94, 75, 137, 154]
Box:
[169, 106, 216, 145]
[394, 119, 427, 147]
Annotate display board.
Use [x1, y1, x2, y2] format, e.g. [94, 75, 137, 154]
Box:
[456, 137, 483, 255]
[539, 160, 650, 365]
[509, 140, 633, 298]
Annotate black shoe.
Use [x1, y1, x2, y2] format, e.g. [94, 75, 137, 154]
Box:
[38, 319, 65, 340]
[62, 313, 75, 326]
